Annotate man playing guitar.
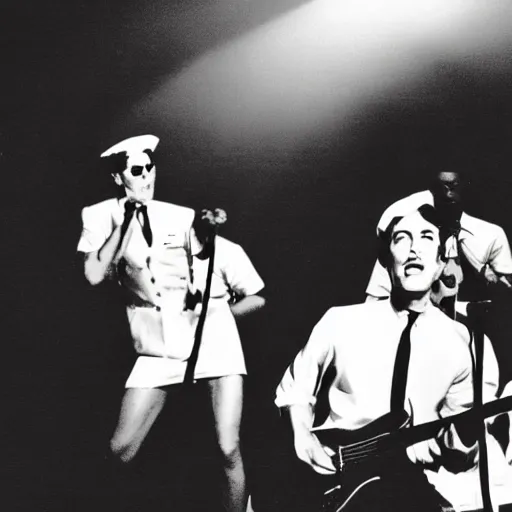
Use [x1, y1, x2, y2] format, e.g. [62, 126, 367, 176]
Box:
[275, 204, 500, 512]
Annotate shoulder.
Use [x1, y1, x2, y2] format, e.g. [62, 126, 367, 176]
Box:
[306, 303, 375, 349]
[214, 236, 258, 272]
[82, 197, 118, 213]
[318, 302, 374, 327]
[462, 212, 506, 240]
[214, 236, 254, 262]
[150, 200, 195, 227]
[81, 198, 119, 219]
[215, 235, 242, 252]
[151, 200, 195, 218]
[425, 306, 471, 348]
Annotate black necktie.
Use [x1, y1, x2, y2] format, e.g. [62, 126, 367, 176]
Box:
[136, 204, 153, 247]
[390, 311, 419, 413]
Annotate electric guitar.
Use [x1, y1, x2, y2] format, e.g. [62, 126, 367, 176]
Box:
[315, 396, 512, 512]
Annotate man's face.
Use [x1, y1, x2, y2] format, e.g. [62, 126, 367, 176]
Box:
[434, 171, 462, 205]
[389, 211, 444, 294]
[113, 152, 156, 203]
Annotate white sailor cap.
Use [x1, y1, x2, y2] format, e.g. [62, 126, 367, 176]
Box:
[376, 191, 434, 236]
[100, 134, 160, 158]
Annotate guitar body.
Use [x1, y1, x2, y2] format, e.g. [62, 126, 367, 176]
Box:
[316, 412, 449, 512]
[320, 468, 448, 512]
[313, 392, 512, 512]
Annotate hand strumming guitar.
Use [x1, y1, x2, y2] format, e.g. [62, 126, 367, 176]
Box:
[294, 428, 337, 475]
[287, 404, 336, 475]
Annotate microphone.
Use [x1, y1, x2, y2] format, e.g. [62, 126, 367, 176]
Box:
[195, 208, 227, 244]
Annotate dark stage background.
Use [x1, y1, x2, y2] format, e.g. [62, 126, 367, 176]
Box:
[4, 1, 512, 511]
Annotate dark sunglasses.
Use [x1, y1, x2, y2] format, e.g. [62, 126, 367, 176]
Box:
[127, 163, 155, 177]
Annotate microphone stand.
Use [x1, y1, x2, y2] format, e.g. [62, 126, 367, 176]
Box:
[467, 300, 494, 512]
[183, 211, 224, 385]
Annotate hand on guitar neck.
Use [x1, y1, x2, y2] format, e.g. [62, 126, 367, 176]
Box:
[406, 435, 442, 467]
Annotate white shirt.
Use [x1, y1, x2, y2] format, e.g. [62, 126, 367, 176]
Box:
[275, 299, 499, 466]
[366, 190, 512, 299]
[77, 198, 264, 360]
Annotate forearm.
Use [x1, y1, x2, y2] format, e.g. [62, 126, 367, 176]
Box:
[285, 403, 336, 474]
[84, 224, 126, 285]
[287, 403, 315, 434]
[230, 294, 265, 318]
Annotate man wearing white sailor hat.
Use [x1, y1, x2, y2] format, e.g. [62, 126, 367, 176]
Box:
[365, 170, 512, 318]
[102, 133, 160, 204]
[275, 203, 500, 512]
[77, 135, 265, 512]
[364, 172, 512, 510]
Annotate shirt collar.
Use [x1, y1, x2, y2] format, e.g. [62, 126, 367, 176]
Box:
[388, 295, 433, 319]
[117, 197, 153, 208]
[457, 212, 475, 241]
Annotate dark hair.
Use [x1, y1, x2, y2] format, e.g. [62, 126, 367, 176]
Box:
[102, 148, 156, 175]
[377, 204, 449, 268]
[102, 152, 128, 175]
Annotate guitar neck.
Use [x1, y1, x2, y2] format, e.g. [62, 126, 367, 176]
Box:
[400, 395, 512, 447]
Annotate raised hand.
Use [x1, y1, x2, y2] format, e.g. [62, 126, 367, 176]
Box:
[124, 198, 140, 218]
[120, 199, 139, 232]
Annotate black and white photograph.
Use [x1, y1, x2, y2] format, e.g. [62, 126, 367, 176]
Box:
[5, 1, 512, 511]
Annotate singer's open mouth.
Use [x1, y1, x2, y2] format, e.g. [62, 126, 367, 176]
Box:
[404, 262, 424, 275]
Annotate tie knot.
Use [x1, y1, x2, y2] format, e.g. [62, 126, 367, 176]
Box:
[406, 310, 419, 328]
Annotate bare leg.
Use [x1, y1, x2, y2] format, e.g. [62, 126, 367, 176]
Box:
[110, 387, 167, 463]
[208, 375, 247, 512]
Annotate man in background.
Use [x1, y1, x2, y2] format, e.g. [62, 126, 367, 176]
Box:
[366, 170, 512, 311]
